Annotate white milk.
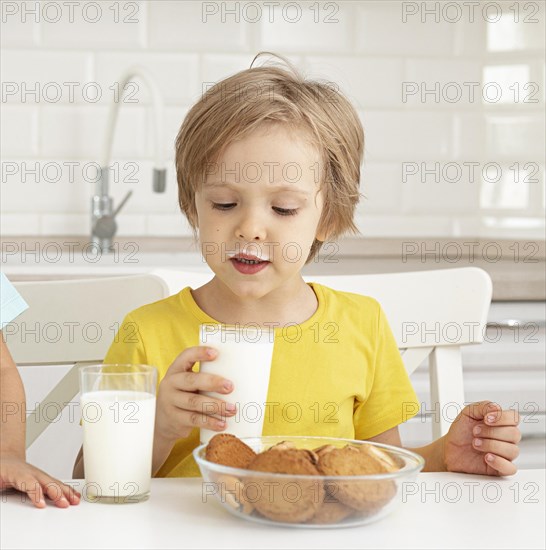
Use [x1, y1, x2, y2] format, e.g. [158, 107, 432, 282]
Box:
[199, 329, 275, 444]
[81, 390, 156, 498]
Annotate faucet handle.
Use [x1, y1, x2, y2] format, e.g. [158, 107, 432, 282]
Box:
[112, 190, 133, 217]
[92, 190, 133, 241]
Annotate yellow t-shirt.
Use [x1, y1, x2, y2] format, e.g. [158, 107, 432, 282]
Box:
[104, 282, 420, 477]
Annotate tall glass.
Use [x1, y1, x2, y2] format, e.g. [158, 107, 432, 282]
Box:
[79, 364, 157, 504]
[199, 324, 275, 444]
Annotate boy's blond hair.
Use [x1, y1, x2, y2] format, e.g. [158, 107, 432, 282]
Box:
[175, 52, 364, 263]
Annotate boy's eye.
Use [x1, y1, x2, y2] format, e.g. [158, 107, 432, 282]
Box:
[273, 207, 298, 216]
[211, 202, 236, 211]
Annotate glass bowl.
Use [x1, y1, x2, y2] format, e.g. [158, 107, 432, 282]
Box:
[193, 435, 425, 528]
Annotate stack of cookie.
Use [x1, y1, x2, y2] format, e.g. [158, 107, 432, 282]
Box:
[204, 434, 401, 525]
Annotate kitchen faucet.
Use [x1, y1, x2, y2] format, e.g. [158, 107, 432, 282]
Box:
[92, 66, 166, 252]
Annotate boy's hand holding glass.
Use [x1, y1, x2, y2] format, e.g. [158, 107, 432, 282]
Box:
[443, 400, 521, 476]
[154, 346, 236, 445]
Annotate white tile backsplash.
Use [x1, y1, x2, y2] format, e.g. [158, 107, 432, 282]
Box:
[147, 1, 250, 51]
[304, 56, 404, 109]
[39, 0, 144, 49]
[361, 111, 453, 161]
[355, 2, 454, 56]
[0, 5, 38, 47]
[0, 0, 543, 238]
[0, 214, 40, 236]
[0, 106, 39, 156]
[404, 59, 483, 109]
[486, 115, 546, 159]
[40, 214, 88, 235]
[40, 106, 147, 158]
[1, 50, 93, 104]
[259, 2, 354, 54]
[94, 52, 200, 105]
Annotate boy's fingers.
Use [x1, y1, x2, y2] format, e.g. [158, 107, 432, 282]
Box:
[173, 371, 233, 394]
[483, 453, 518, 476]
[177, 392, 236, 417]
[168, 347, 218, 376]
[178, 409, 227, 431]
[473, 424, 521, 443]
[472, 438, 520, 461]
[484, 409, 520, 427]
[467, 400, 501, 421]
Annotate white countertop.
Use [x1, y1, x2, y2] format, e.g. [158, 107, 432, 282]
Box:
[2, 236, 545, 300]
[1, 470, 545, 550]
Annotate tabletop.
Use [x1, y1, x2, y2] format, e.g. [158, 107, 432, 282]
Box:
[1, 470, 545, 550]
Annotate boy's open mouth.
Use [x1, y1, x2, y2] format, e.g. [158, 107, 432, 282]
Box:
[230, 253, 271, 274]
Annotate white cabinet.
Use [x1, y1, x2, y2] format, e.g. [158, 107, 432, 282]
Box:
[400, 301, 546, 469]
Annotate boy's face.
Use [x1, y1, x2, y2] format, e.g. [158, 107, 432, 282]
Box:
[195, 123, 326, 300]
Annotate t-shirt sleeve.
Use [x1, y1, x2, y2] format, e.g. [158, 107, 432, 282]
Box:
[103, 313, 148, 365]
[0, 272, 29, 330]
[353, 304, 420, 440]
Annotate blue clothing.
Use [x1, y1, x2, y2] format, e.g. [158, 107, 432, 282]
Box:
[0, 272, 28, 330]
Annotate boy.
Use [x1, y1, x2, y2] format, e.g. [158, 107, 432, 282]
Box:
[74, 54, 520, 479]
[1, 272, 81, 507]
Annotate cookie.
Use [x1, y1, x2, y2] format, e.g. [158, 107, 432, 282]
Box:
[215, 474, 255, 515]
[205, 434, 257, 469]
[307, 496, 355, 525]
[317, 444, 397, 512]
[267, 440, 296, 452]
[246, 449, 324, 523]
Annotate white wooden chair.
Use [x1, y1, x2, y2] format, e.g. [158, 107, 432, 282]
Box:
[8, 274, 169, 450]
[152, 266, 493, 439]
[9, 267, 491, 457]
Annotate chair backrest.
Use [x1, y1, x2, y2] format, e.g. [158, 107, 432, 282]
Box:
[11, 268, 492, 452]
[8, 275, 169, 448]
[152, 266, 493, 438]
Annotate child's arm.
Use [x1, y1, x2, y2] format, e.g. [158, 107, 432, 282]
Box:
[369, 401, 521, 476]
[368, 426, 447, 472]
[1, 335, 81, 507]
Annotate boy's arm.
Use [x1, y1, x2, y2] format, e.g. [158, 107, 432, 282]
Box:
[369, 400, 520, 476]
[367, 426, 447, 472]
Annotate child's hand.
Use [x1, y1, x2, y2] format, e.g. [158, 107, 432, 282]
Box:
[154, 346, 236, 445]
[443, 400, 521, 476]
[0, 455, 81, 508]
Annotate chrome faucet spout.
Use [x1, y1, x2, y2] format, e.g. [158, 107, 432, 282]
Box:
[92, 66, 165, 252]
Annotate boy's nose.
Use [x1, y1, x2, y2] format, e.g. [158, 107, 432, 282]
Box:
[235, 213, 267, 241]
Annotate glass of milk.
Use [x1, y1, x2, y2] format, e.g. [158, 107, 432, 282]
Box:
[79, 364, 157, 503]
[199, 324, 275, 444]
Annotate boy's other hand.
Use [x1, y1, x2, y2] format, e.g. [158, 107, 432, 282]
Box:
[155, 346, 237, 445]
[0, 456, 81, 508]
[443, 400, 521, 476]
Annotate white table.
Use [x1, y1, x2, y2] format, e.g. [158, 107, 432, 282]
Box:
[1, 470, 545, 550]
